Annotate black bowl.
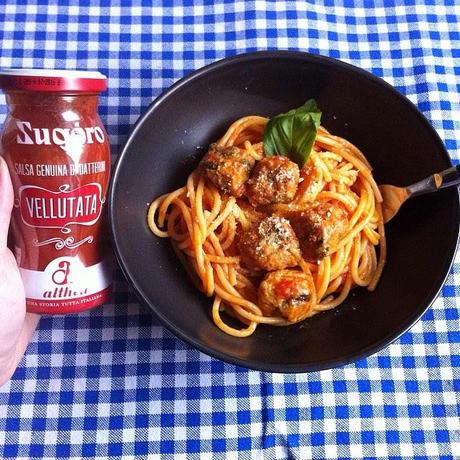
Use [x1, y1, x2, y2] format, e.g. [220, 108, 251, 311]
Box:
[109, 51, 459, 372]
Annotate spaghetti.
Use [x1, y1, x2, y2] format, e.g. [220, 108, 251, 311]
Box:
[148, 115, 386, 337]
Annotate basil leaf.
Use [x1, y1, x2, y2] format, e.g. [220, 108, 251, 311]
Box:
[263, 99, 322, 167]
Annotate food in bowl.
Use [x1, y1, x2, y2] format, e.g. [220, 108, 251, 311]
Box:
[147, 100, 386, 337]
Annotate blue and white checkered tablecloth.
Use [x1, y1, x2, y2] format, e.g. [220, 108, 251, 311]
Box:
[0, 1, 459, 459]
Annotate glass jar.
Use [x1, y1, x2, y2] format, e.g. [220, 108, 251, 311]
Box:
[0, 69, 112, 314]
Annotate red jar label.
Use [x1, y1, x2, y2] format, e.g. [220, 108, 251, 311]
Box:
[0, 76, 111, 315]
[18, 183, 104, 229]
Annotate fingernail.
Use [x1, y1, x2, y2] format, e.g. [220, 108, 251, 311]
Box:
[0, 156, 9, 189]
[0, 156, 5, 182]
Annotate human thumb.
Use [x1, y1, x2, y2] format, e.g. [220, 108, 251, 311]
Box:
[0, 156, 13, 248]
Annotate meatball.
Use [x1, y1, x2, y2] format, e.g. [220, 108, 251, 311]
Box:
[288, 202, 348, 262]
[258, 269, 315, 322]
[237, 216, 301, 271]
[246, 156, 300, 207]
[200, 143, 256, 197]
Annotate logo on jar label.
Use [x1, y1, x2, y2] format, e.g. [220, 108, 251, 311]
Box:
[44, 258, 88, 299]
[16, 183, 105, 232]
[15, 120, 105, 153]
[20, 256, 111, 308]
[52, 260, 71, 285]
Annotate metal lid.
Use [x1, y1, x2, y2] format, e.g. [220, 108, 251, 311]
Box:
[0, 68, 107, 92]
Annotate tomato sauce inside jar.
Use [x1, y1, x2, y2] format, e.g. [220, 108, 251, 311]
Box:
[0, 69, 112, 314]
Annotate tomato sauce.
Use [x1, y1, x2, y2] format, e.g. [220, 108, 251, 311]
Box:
[0, 69, 112, 314]
[274, 279, 298, 300]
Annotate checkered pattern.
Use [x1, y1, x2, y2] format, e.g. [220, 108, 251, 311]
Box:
[0, 1, 459, 459]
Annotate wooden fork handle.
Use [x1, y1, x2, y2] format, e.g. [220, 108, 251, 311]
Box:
[407, 163, 460, 198]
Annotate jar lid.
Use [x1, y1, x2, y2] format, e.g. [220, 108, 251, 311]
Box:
[0, 68, 107, 92]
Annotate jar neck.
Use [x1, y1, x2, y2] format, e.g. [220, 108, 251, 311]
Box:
[5, 91, 100, 110]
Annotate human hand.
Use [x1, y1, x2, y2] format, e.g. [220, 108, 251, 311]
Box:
[0, 156, 40, 386]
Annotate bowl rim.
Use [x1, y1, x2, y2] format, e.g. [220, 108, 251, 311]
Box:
[109, 50, 460, 373]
